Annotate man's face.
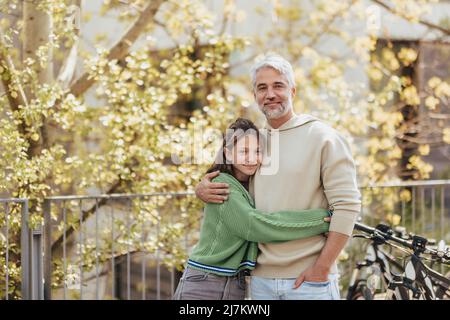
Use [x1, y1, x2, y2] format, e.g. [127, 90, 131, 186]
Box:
[253, 67, 296, 120]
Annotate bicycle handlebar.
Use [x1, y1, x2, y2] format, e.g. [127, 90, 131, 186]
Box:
[354, 222, 450, 262]
[354, 222, 412, 248]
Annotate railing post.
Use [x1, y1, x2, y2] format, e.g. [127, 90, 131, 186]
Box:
[32, 228, 44, 300]
[43, 199, 52, 300]
[20, 199, 31, 300]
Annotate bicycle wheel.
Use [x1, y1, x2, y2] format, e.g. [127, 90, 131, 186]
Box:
[434, 271, 450, 300]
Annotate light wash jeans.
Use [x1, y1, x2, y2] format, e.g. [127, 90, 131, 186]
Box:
[250, 274, 341, 300]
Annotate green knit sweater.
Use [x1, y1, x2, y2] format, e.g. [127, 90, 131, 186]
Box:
[187, 173, 330, 276]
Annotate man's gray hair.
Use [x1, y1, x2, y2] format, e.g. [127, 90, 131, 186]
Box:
[250, 53, 296, 90]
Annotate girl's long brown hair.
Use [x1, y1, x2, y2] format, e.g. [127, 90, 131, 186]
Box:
[206, 118, 262, 178]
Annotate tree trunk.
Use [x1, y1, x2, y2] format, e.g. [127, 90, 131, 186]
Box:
[23, 1, 53, 157]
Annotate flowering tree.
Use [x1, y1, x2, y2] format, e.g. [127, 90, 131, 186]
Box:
[0, 0, 245, 298]
[0, 0, 449, 298]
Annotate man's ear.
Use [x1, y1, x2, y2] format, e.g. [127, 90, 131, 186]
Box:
[291, 86, 296, 98]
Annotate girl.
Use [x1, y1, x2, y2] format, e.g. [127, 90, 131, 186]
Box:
[173, 118, 331, 300]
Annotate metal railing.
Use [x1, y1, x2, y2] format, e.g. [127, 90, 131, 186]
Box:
[42, 192, 197, 300]
[1, 180, 449, 300]
[0, 198, 41, 300]
[358, 180, 449, 240]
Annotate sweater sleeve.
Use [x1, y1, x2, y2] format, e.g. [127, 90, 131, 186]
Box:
[217, 189, 330, 243]
[320, 131, 361, 236]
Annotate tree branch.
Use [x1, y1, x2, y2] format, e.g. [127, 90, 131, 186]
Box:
[371, 0, 450, 36]
[0, 30, 34, 146]
[69, 0, 165, 97]
[51, 179, 123, 255]
[153, 19, 179, 48]
[304, 0, 358, 50]
[428, 113, 450, 120]
[396, 133, 445, 145]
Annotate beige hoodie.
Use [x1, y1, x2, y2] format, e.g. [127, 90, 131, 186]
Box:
[250, 114, 361, 278]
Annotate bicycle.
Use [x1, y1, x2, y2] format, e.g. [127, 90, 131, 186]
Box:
[348, 222, 450, 300]
[346, 223, 408, 300]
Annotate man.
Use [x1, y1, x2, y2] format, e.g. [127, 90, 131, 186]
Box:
[195, 53, 361, 300]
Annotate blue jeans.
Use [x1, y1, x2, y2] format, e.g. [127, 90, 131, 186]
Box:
[250, 274, 341, 300]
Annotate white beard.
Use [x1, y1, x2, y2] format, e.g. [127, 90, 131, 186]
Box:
[260, 95, 292, 120]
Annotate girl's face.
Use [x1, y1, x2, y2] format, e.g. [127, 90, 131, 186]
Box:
[225, 134, 262, 180]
